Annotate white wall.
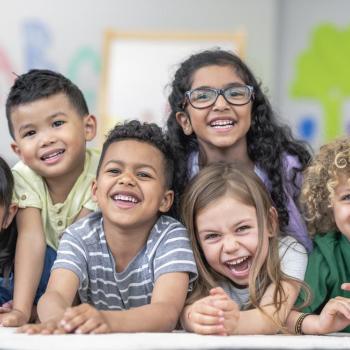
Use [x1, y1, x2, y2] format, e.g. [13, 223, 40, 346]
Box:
[0, 0, 278, 165]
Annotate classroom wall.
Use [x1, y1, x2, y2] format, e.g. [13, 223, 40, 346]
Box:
[1, 0, 350, 166]
[0, 0, 278, 165]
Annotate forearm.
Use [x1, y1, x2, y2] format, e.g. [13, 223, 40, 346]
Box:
[286, 310, 319, 335]
[13, 236, 46, 320]
[235, 307, 282, 335]
[38, 291, 71, 323]
[102, 302, 180, 332]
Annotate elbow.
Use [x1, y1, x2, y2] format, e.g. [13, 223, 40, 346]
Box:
[159, 305, 181, 332]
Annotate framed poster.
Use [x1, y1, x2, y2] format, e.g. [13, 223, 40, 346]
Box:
[99, 30, 245, 143]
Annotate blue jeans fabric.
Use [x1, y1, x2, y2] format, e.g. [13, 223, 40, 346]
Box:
[0, 245, 57, 305]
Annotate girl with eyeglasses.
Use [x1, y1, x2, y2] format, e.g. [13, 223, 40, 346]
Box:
[166, 49, 312, 252]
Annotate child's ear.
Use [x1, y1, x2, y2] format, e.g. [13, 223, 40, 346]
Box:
[83, 114, 97, 141]
[159, 190, 174, 213]
[2, 204, 18, 229]
[267, 207, 279, 237]
[175, 112, 193, 136]
[11, 142, 22, 158]
[91, 179, 98, 202]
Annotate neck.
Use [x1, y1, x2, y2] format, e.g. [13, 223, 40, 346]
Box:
[199, 142, 254, 169]
[45, 157, 85, 204]
[103, 219, 156, 273]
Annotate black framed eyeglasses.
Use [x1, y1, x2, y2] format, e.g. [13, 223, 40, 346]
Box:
[183, 85, 254, 109]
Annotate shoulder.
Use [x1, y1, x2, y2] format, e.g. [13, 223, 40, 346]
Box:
[85, 148, 101, 174]
[279, 235, 307, 257]
[311, 231, 343, 255]
[63, 211, 103, 246]
[12, 160, 41, 181]
[146, 215, 190, 256]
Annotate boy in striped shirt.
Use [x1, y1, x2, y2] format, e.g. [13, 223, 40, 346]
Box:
[20, 120, 197, 334]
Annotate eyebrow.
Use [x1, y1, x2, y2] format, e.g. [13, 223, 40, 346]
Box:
[104, 159, 157, 173]
[192, 82, 246, 90]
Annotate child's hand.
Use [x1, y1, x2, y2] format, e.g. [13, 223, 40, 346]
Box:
[59, 303, 111, 334]
[316, 296, 350, 334]
[0, 309, 28, 327]
[341, 283, 350, 291]
[0, 300, 13, 312]
[209, 287, 240, 335]
[18, 320, 66, 335]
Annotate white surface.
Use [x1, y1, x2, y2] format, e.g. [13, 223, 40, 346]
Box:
[0, 327, 349, 350]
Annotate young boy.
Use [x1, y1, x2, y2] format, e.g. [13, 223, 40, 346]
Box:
[20, 120, 197, 334]
[0, 70, 99, 327]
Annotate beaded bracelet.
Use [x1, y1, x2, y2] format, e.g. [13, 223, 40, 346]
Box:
[295, 312, 312, 335]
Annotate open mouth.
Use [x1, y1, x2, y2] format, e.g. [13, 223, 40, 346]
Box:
[225, 256, 251, 275]
[210, 120, 236, 129]
[112, 194, 140, 203]
[40, 149, 65, 162]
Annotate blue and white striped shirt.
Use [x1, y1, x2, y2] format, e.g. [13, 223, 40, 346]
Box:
[53, 212, 198, 310]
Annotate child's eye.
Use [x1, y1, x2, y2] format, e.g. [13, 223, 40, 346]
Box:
[204, 232, 220, 241]
[237, 225, 250, 233]
[340, 194, 350, 201]
[23, 130, 36, 138]
[107, 168, 121, 175]
[137, 172, 151, 178]
[52, 120, 65, 128]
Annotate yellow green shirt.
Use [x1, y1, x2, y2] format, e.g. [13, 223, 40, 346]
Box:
[12, 149, 100, 250]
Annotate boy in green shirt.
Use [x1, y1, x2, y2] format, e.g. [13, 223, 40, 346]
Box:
[0, 70, 99, 327]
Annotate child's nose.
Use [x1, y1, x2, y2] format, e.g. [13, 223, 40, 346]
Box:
[223, 234, 239, 253]
[212, 94, 230, 111]
[40, 131, 57, 147]
[117, 172, 136, 186]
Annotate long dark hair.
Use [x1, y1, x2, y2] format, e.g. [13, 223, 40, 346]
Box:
[0, 157, 17, 278]
[166, 49, 311, 228]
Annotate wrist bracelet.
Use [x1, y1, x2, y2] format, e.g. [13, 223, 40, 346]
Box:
[295, 312, 312, 335]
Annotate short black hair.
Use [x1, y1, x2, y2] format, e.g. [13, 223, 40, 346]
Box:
[6, 69, 89, 138]
[97, 120, 174, 190]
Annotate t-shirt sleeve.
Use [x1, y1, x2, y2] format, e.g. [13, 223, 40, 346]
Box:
[279, 236, 308, 281]
[12, 167, 42, 209]
[300, 246, 330, 313]
[52, 229, 88, 290]
[153, 223, 198, 287]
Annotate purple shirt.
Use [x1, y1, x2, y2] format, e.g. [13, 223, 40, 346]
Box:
[187, 152, 312, 252]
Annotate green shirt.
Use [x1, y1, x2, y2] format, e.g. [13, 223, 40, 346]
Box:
[12, 148, 100, 250]
[298, 231, 350, 332]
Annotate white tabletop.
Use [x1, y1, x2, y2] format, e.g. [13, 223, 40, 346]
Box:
[0, 327, 349, 350]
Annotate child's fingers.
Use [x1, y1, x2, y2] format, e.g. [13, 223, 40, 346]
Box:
[60, 314, 86, 332]
[75, 318, 104, 334]
[211, 299, 239, 313]
[192, 302, 224, 317]
[192, 322, 226, 335]
[328, 297, 350, 318]
[341, 283, 350, 291]
[191, 311, 225, 326]
[210, 287, 227, 295]
[91, 324, 109, 334]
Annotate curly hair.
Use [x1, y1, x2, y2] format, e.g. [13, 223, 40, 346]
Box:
[300, 137, 350, 235]
[97, 120, 175, 208]
[6, 69, 89, 139]
[166, 49, 311, 229]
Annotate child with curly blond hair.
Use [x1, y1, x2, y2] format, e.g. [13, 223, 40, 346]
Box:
[289, 137, 350, 334]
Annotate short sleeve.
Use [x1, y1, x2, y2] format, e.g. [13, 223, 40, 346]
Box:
[152, 222, 198, 286]
[279, 236, 308, 281]
[12, 165, 43, 209]
[52, 229, 88, 290]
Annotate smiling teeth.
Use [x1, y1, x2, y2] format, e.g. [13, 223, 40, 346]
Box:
[211, 120, 234, 128]
[226, 256, 248, 266]
[113, 194, 138, 203]
[42, 150, 64, 160]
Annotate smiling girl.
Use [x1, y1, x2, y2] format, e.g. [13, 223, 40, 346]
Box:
[166, 49, 312, 251]
[180, 162, 309, 335]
